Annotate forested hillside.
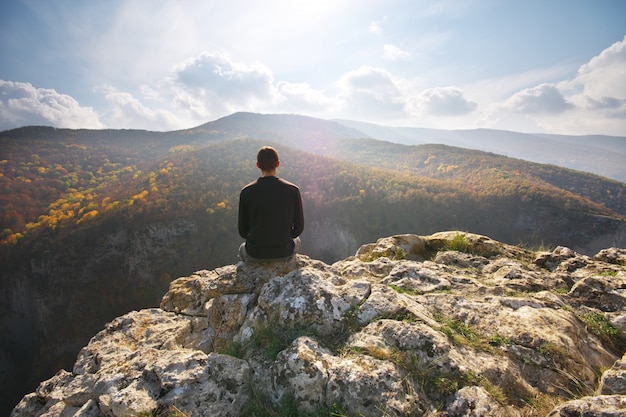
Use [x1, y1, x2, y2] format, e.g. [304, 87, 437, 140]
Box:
[3, 113, 625, 253]
[1, 113, 625, 412]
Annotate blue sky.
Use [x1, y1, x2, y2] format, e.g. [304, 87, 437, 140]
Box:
[1, 0, 625, 135]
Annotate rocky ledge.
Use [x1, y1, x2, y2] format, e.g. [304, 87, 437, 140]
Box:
[12, 231, 626, 417]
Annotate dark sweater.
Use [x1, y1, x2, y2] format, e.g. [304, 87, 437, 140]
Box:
[238, 176, 304, 259]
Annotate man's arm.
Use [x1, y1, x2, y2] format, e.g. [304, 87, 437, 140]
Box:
[238, 192, 249, 239]
[291, 188, 304, 238]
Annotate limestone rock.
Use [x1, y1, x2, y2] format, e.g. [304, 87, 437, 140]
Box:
[601, 353, 626, 395]
[11, 232, 626, 417]
[443, 386, 507, 417]
[547, 395, 626, 416]
[595, 247, 626, 266]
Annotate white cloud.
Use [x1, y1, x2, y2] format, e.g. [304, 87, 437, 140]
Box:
[410, 86, 477, 116]
[504, 83, 573, 114]
[276, 82, 334, 111]
[383, 44, 410, 61]
[576, 35, 626, 102]
[97, 85, 182, 131]
[562, 35, 626, 123]
[139, 84, 162, 101]
[334, 66, 406, 120]
[0, 80, 102, 130]
[170, 51, 280, 117]
[483, 36, 626, 135]
[174, 52, 273, 95]
[369, 17, 387, 35]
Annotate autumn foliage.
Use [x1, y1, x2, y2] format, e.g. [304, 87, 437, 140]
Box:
[1, 125, 624, 255]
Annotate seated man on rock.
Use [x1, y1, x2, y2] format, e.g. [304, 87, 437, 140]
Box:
[238, 146, 304, 263]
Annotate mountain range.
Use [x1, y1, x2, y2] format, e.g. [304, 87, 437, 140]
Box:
[0, 112, 625, 413]
[334, 118, 626, 183]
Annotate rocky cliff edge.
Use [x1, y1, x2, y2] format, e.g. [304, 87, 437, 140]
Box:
[12, 231, 626, 417]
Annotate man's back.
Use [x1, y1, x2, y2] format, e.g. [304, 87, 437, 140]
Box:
[238, 175, 304, 259]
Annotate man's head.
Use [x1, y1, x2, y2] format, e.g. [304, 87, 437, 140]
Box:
[256, 146, 280, 172]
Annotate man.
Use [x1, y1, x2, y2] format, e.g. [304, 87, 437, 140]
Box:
[238, 146, 304, 263]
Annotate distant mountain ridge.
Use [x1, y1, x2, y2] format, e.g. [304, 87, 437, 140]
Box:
[187, 111, 626, 182]
[333, 118, 626, 183]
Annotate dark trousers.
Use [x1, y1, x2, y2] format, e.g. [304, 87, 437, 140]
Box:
[238, 237, 301, 263]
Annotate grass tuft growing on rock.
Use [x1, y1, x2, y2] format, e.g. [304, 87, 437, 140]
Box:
[389, 284, 419, 296]
[218, 340, 246, 359]
[243, 387, 299, 417]
[137, 405, 191, 417]
[576, 312, 626, 353]
[242, 384, 350, 417]
[433, 312, 508, 355]
[488, 333, 512, 346]
[219, 324, 321, 361]
[520, 394, 565, 417]
[444, 233, 471, 253]
[246, 325, 320, 360]
[250, 326, 289, 360]
[362, 246, 407, 262]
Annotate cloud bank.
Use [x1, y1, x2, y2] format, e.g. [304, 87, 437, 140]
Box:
[0, 81, 102, 130]
[1, 36, 625, 136]
[504, 84, 573, 114]
[414, 86, 478, 116]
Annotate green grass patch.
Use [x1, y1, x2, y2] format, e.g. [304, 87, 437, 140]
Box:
[245, 325, 318, 360]
[136, 405, 190, 417]
[360, 347, 466, 398]
[488, 333, 511, 346]
[251, 326, 288, 360]
[242, 384, 350, 417]
[439, 317, 477, 341]
[537, 342, 569, 362]
[362, 246, 407, 262]
[342, 341, 512, 409]
[433, 312, 506, 354]
[218, 340, 246, 358]
[389, 284, 419, 295]
[444, 233, 471, 253]
[577, 312, 626, 352]
[529, 242, 555, 253]
[242, 388, 299, 417]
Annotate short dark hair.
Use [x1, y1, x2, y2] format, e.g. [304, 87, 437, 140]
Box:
[257, 146, 279, 171]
